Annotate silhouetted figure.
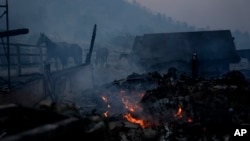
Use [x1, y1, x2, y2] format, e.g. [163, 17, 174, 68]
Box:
[192, 52, 198, 79]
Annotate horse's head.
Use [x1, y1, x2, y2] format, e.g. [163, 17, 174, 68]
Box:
[37, 33, 46, 46]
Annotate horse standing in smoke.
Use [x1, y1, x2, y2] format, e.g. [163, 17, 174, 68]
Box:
[95, 47, 109, 67]
[37, 33, 83, 70]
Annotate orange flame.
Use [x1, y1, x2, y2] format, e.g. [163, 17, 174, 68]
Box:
[101, 96, 110, 117]
[120, 91, 143, 113]
[124, 113, 146, 128]
[103, 111, 108, 117]
[122, 97, 138, 112]
[174, 105, 183, 119]
[120, 90, 147, 128]
[101, 96, 108, 103]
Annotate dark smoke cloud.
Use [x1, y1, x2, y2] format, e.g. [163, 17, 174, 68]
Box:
[5, 0, 196, 46]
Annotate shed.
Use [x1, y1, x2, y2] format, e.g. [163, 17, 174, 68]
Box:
[129, 30, 240, 77]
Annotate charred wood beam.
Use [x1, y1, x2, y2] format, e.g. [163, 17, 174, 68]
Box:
[85, 24, 97, 64]
[0, 28, 29, 38]
[0, 43, 45, 48]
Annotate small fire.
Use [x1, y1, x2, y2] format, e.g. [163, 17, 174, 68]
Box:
[174, 105, 183, 119]
[122, 97, 139, 112]
[120, 90, 143, 113]
[101, 96, 108, 103]
[124, 113, 146, 128]
[103, 111, 109, 117]
[101, 96, 110, 117]
[120, 90, 148, 128]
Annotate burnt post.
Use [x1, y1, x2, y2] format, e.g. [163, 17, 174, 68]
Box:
[192, 52, 198, 79]
[39, 44, 44, 73]
[85, 24, 97, 64]
[16, 45, 21, 76]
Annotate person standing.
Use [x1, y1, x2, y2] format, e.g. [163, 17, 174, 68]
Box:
[192, 52, 198, 79]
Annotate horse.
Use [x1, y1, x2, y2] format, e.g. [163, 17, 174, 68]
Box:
[95, 47, 109, 67]
[37, 33, 82, 70]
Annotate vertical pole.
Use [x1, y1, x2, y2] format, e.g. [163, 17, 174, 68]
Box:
[39, 45, 43, 73]
[6, 0, 11, 90]
[85, 24, 97, 64]
[16, 45, 21, 76]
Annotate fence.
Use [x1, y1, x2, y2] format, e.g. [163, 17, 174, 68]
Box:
[0, 42, 131, 77]
[0, 43, 46, 76]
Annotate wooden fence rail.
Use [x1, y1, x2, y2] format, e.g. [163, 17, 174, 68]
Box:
[0, 43, 46, 76]
[0, 42, 130, 77]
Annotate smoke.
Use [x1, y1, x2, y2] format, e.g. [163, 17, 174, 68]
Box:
[4, 0, 198, 75]
[1, 0, 202, 110]
[6, 0, 196, 44]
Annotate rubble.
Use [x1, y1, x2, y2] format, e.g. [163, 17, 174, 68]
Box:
[1, 70, 250, 140]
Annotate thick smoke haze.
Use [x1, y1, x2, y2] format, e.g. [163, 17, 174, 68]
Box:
[0, 0, 248, 85]
[2, 0, 196, 46]
[129, 0, 250, 33]
[0, 0, 249, 120]
[1, 0, 249, 49]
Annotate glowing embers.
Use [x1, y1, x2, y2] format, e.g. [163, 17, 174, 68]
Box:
[174, 105, 183, 119]
[120, 90, 150, 128]
[103, 111, 109, 117]
[120, 90, 143, 113]
[124, 113, 147, 128]
[101, 96, 111, 117]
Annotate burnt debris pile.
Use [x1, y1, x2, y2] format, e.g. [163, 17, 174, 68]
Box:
[72, 69, 250, 140]
[1, 69, 250, 141]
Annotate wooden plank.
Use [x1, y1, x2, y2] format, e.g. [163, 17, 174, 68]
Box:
[0, 63, 42, 67]
[1, 42, 46, 48]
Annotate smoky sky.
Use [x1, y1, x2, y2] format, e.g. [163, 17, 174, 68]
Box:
[3, 0, 250, 47]
[128, 0, 250, 32]
[4, 0, 148, 44]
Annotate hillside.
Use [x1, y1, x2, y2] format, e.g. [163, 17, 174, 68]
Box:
[1, 0, 249, 50]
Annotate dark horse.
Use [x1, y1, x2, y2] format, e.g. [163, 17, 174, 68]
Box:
[37, 33, 82, 69]
[95, 47, 109, 67]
